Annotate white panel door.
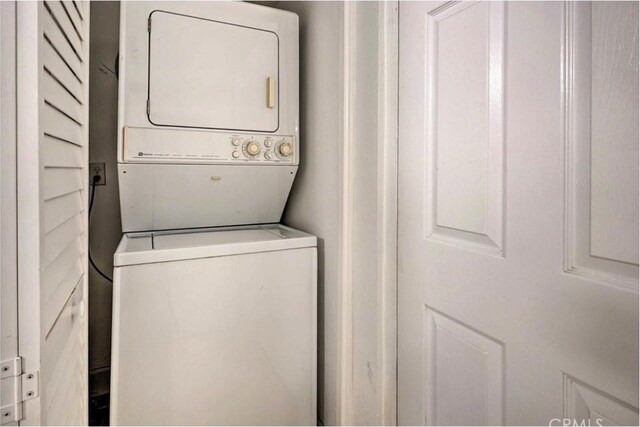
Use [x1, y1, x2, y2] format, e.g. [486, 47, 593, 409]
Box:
[148, 10, 279, 132]
[398, 1, 638, 425]
[16, 1, 90, 425]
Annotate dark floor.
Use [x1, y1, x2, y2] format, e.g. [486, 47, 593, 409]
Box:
[89, 367, 110, 426]
[89, 392, 109, 426]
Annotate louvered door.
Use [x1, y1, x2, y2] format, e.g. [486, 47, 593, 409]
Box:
[16, 1, 90, 425]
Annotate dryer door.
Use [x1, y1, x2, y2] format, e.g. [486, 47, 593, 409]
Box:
[148, 10, 279, 132]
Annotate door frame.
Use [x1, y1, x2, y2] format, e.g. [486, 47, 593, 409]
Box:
[337, 1, 399, 425]
[375, 1, 399, 425]
[1, 0, 19, 385]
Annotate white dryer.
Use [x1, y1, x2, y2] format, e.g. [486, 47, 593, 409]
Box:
[110, 225, 317, 425]
[117, 1, 299, 232]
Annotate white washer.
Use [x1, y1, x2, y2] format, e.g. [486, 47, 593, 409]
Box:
[110, 225, 317, 426]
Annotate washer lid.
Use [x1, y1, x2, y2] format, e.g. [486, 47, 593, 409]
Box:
[113, 224, 316, 267]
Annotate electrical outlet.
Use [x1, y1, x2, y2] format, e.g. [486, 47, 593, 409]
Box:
[89, 162, 106, 186]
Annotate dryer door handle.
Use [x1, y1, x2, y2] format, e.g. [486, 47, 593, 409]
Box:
[267, 77, 276, 109]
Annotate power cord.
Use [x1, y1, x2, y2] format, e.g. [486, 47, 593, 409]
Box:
[89, 174, 113, 283]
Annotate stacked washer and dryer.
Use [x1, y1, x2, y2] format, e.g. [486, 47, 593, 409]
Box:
[110, 2, 316, 425]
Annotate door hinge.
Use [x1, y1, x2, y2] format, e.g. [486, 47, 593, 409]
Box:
[148, 16, 152, 33]
[146, 99, 150, 116]
[0, 357, 39, 425]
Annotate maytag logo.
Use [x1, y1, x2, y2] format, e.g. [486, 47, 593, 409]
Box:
[138, 152, 150, 157]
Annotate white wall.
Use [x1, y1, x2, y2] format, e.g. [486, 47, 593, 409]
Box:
[276, 2, 390, 425]
[88, 1, 121, 393]
[351, 3, 381, 425]
[276, 2, 345, 425]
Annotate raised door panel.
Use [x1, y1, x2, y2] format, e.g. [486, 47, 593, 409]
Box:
[564, 375, 639, 426]
[425, 308, 504, 425]
[589, 2, 638, 265]
[424, 1, 505, 256]
[565, 1, 639, 289]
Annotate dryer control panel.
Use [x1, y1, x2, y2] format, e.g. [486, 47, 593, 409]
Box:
[234, 135, 295, 162]
[123, 127, 295, 165]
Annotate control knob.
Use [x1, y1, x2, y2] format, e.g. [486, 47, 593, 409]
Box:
[247, 142, 260, 156]
[278, 142, 292, 158]
[243, 139, 261, 158]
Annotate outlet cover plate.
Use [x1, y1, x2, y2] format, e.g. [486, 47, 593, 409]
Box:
[89, 162, 106, 186]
